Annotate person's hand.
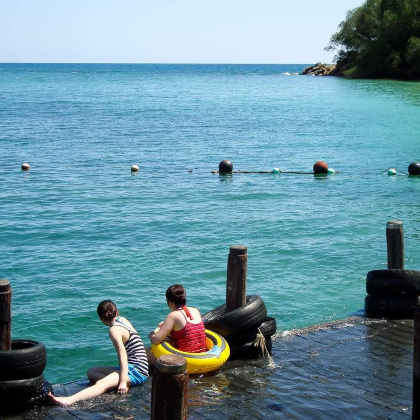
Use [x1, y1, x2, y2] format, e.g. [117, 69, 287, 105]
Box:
[158, 321, 164, 327]
[118, 381, 129, 394]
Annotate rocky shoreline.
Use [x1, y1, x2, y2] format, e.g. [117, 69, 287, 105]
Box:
[301, 62, 337, 76]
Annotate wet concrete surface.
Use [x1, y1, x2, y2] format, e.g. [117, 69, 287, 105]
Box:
[3, 316, 413, 419]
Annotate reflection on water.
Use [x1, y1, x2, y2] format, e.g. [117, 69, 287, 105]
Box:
[339, 78, 420, 107]
[218, 173, 233, 183]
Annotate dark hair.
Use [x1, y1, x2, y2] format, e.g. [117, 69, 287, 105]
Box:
[166, 284, 187, 306]
[97, 300, 118, 321]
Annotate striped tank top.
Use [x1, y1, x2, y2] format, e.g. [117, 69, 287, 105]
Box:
[170, 306, 207, 353]
[112, 317, 149, 377]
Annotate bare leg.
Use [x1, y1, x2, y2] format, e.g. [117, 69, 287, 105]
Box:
[87, 366, 117, 383]
[50, 371, 127, 406]
[145, 347, 157, 368]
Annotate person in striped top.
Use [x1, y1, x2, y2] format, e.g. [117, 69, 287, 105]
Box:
[148, 284, 207, 365]
[50, 300, 148, 406]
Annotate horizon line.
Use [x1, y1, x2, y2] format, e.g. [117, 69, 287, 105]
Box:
[0, 62, 326, 65]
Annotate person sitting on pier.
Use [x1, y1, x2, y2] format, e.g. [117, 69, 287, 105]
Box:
[50, 300, 149, 405]
[147, 284, 207, 365]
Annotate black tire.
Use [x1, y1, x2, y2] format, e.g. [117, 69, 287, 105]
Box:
[229, 337, 272, 360]
[366, 269, 420, 296]
[228, 317, 277, 344]
[365, 294, 418, 319]
[0, 340, 46, 380]
[27, 380, 54, 408]
[203, 295, 267, 337]
[0, 375, 45, 415]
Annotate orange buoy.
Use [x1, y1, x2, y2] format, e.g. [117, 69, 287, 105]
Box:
[313, 161, 328, 174]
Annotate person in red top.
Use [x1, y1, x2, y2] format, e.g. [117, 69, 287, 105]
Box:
[147, 284, 207, 365]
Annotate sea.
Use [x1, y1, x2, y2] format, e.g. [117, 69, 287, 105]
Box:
[1, 63, 420, 384]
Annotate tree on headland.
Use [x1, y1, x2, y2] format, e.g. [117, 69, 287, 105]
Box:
[326, 0, 420, 79]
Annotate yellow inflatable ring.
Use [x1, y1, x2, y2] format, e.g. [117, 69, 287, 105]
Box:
[151, 329, 230, 374]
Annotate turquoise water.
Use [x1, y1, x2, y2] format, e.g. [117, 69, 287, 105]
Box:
[1, 64, 420, 384]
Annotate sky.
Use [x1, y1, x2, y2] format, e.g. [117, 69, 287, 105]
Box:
[0, 0, 364, 64]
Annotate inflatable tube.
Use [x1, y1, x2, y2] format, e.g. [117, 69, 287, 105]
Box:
[203, 295, 267, 337]
[366, 269, 420, 296]
[151, 330, 230, 374]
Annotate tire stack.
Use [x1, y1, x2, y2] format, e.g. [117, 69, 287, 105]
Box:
[365, 269, 420, 318]
[0, 340, 48, 415]
[203, 295, 276, 360]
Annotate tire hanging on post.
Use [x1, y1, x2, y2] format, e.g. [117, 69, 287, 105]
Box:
[203, 295, 267, 337]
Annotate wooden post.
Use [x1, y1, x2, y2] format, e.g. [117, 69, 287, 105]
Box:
[386, 220, 404, 269]
[151, 354, 188, 420]
[0, 279, 12, 351]
[413, 297, 420, 419]
[226, 245, 247, 312]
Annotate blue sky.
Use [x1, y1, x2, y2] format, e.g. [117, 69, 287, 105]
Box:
[0, 0, 363, 63]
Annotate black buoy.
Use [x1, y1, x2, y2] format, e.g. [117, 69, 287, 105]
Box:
[219, 159, 233, 174]
[408, 161, 420, 176]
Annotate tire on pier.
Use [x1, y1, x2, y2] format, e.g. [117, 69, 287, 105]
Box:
[229, 337, 272, 360]
[0, 340, 47, 380]
[228, 317, 277, 344]
[203, 295, 267, 338]
[366, 269, 420, 296]
[364, 294, 418, 319]
[0, 374, 45, 415]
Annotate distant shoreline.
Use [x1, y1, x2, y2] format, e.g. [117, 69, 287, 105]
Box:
[0, 62, 314, 65]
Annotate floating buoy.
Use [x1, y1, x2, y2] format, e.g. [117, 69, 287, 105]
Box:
[313, 161, 328, 174]
[327, 168, 335, 174]
[388, 168, 397, 176]
[408, 162, 420, 176]
[131, 165, 139, 172]
[21, 163, 30, 171]
[272, 168, 281, 174]
[219, 160, 233, 174]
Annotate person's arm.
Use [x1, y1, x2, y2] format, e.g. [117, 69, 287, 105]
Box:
[109, 328, 129, 394]
[148, 313, 176, 345]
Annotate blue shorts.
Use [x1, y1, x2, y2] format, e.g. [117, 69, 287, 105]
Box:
[117, 364, 148, 387]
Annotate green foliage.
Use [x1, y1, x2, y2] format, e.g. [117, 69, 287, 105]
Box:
[326, 0, 420, 79]
[343, 66, 364, 78]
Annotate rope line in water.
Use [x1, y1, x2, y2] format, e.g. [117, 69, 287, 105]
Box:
[209, 170, 329, 175]
[381, 167, 409, 175]
[198, 167, 417, 176]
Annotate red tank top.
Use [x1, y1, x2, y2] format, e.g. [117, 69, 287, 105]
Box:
[171, 306, 207, 353]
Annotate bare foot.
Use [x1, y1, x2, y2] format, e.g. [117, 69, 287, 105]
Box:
[48, 393, 75, 406]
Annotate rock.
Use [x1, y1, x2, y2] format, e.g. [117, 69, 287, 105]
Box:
[301, 63, 336, 76]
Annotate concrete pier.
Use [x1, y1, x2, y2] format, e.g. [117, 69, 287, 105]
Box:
[3, 315, 413, 419]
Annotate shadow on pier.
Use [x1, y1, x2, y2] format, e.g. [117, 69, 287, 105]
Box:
[5, 315, 413, 419]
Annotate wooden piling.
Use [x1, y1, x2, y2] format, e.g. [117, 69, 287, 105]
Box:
[386, 220, 404, 269]
[151, 354, 189, 420]
[226, 245, 248, 312]
[414, 297, 420, 419]
[0, 279, 12, 351]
